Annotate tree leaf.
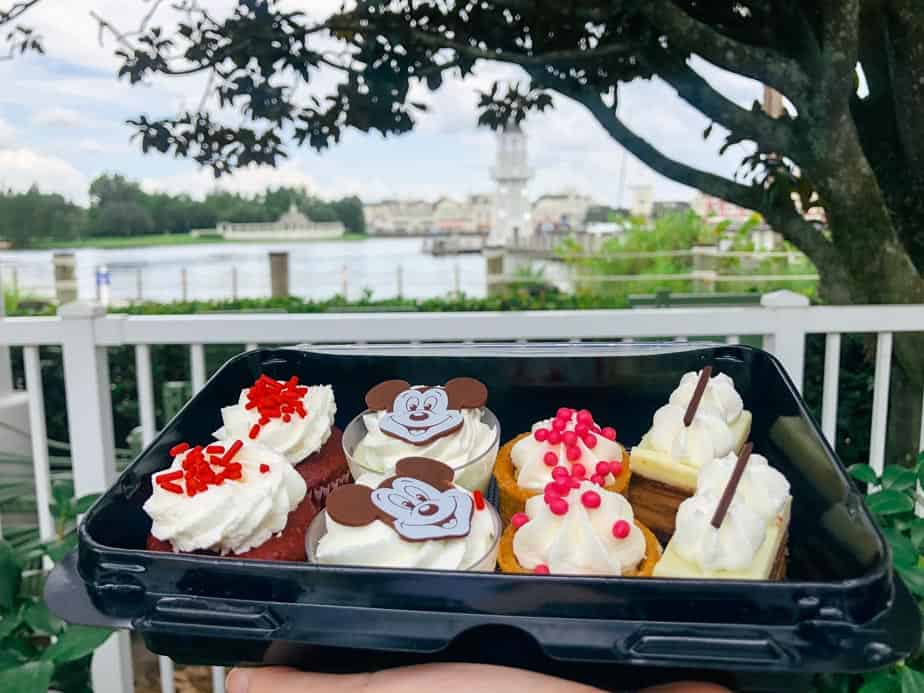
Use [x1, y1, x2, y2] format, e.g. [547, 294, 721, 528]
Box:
[702, 123, 713, 140]
[41, 625, 112, 664]
[0, 603, 24, 640]
[849, 464, 880, 485]
[867, 490, 915, 515]
[899, 666, 924, 693]
[883, 528, 919, 569]
[882, 467, 917, 492]
[23, 600, 63, 635]
[43, 533, 77, 563]
[74, 494, 101, 514]
[897, 566, 924, 598]
[859, 669, 900, 693]
[911, 519, 924, 552]
[0, 661, 54, 693]
[0, 540, 21, 612]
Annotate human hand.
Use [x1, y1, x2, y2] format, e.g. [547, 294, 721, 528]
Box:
[226, 663, 731, 693]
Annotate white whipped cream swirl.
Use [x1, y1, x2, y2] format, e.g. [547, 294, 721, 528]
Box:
[314, 472, 497, 570]
[214, 383, 336, 464]
[673, 452, 790, 571]
[512, 481, 645, 575]
[669, 370, 744, 425]
[144, 442, 306, 555]
[511, 416, 624, 491]
[646, 403, 735, 467]
[351, 408, 494, 474]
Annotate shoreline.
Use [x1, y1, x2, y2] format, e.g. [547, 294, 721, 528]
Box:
[32, 232, 369, 250]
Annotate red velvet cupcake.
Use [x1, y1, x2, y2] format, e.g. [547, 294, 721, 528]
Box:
[144, 440, 317, 561]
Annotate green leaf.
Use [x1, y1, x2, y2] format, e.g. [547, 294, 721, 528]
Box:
[850, 464, 880, 485]
[0, 661, 54, 693]
[867, 490, 915, 516]
[898, 566, 924, 597]
[42, 626, 112, 664]
[50, 480, 74, 511]
[43, 533, 77, 563]
[911, 519, 924, 552]
[917, 455, 924, 487]
[883, 467, 918, 492]
[0, 603, 24, 640]
[859, 669, 900, 693]
[0, 541, 21, 612]
[23, 600, 63, 635]
[883, 528, 919, 569]
[74, 493, 101, 514]
[899, 666, 924, 693]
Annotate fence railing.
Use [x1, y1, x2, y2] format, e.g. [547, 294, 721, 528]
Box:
[1, 290, 923, 693]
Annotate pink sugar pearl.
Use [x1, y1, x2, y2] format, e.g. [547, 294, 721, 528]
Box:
[511, 512, 529, 528]
[534, 564, 550, 575]
[534, 428, 549, 442]
[543, 451, 558, 466]
[612, 520, 631, 539]
[549, 498, 569, 515]
[581, 490, 601, 508]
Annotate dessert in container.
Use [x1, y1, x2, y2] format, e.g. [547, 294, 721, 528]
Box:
[493, 406, 630, 523]
[45, 344, 920, 692]
[307, 459, 500, 572]
[629, 367, 752, 538]
[343, 378, 500, 492]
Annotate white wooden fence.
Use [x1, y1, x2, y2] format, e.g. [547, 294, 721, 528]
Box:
[1, 290, 923, 693]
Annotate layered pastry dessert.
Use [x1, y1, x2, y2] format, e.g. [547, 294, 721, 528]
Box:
[309, 458, 500, 571]
[214, 375, 349, 507]
[144, 439, 318, 561]
[653, 443, 791, 580]
[629, 367, 751, 538]
[494, 407, 630, 523]
[498, 479, 660, 576]
[345, 378, 499, 492]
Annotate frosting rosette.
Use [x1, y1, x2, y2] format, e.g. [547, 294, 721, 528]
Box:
[144, 440, 306, 556]
[510, 481, 647, 576]
[669, 370, 744, 425]
[671, 452, 791, 572]
[511, 408, 624, 492]
[214, 375, 336, 465]
[645, 402, 736, 468]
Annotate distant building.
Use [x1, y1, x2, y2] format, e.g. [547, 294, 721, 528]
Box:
[192, 203, 345, 240]
[532, 189, 594, 230]
[651, 201, 691, 218]
[630, 185, 654, 218]
[690, 193, 757, 223]
[364, 199, 433, 235]
[489, 123, 532, 246]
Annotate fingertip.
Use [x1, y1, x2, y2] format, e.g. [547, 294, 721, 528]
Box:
[226, 667, 251, 693]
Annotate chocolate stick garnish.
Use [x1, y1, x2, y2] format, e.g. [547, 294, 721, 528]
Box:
[683, 365, 713, 427]
[710, 442, 753, 529]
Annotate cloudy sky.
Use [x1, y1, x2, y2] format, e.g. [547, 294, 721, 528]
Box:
[0, 1, 764, 208]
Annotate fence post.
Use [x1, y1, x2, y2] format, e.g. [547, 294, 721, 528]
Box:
[396, 264, 404, 298]
[181, 267, 188, 302]
[760, 290, 810, 393]
[691, 245, 717, 292]
[484, 248, 506, 296]
[269, 252, 289, 298]
[53, 252, 78, 304]
[58, 301, 134, 693]
[136, 267, 144, 302]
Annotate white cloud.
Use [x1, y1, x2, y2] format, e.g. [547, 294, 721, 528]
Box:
[32, 107, 84, 128]
[0, 118, 16, 148]
[72, 137, 130, 154]
[142, 162, 318, 199]
[0, 148, 89, 204]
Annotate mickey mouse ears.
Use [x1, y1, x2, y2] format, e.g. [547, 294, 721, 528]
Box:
[365, 378, 488, 411]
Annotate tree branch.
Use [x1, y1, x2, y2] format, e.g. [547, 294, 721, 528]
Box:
[639, 0, 812, 108]
[656, 59, 797, 154]
[0, 0, 40, 25]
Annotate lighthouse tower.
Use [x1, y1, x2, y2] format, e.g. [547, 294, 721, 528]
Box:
[489, 123, 532, 247]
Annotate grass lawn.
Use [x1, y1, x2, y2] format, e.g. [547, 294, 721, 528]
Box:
[34, 232, 368, 249]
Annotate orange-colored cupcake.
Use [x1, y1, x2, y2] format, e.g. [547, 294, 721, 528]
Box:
[493, 407, 630, 524]
[497, 480, 660, 576]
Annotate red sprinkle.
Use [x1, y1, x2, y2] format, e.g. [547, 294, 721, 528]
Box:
[547, 430, 562, 445]
[583, 434, 597, 449]
[248, 424, 261, 440]
[159, 481, 183, 494]
[549, 498, 569, 515]
[534, 428, 549, 442]
[205, 444, 224, 454]
[551, 466, 569, 480]
[595, 461, 611, 476]
[571, 463, 587, 479]
[473, 490, 486, 511]
[242, 374, 309, 440]
[581, 490, 601, 508]
[590, 473, 605, 486]
[222, 439, 244, 465]
[534, 564, 550, 575]
[609, 460, 623, 477]
[259, 464, 270, 474]
[511, 512, 529, 529]
[543, 451, 558, 467]
[601, 427, 617, 441]
[156, 470, 184, 484]
[565, 445, 581, 461]
[169, 442, 190, 457]
[612, 520, 631, 539]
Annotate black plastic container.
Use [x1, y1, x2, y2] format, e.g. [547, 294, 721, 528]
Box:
[47, 343, 920, 692]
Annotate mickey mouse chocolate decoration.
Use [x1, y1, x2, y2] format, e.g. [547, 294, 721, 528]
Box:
[326, 458, 473, 541]
[365, 377, 488, 446]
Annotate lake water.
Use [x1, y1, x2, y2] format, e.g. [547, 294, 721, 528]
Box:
[0, 238, 492, 303]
